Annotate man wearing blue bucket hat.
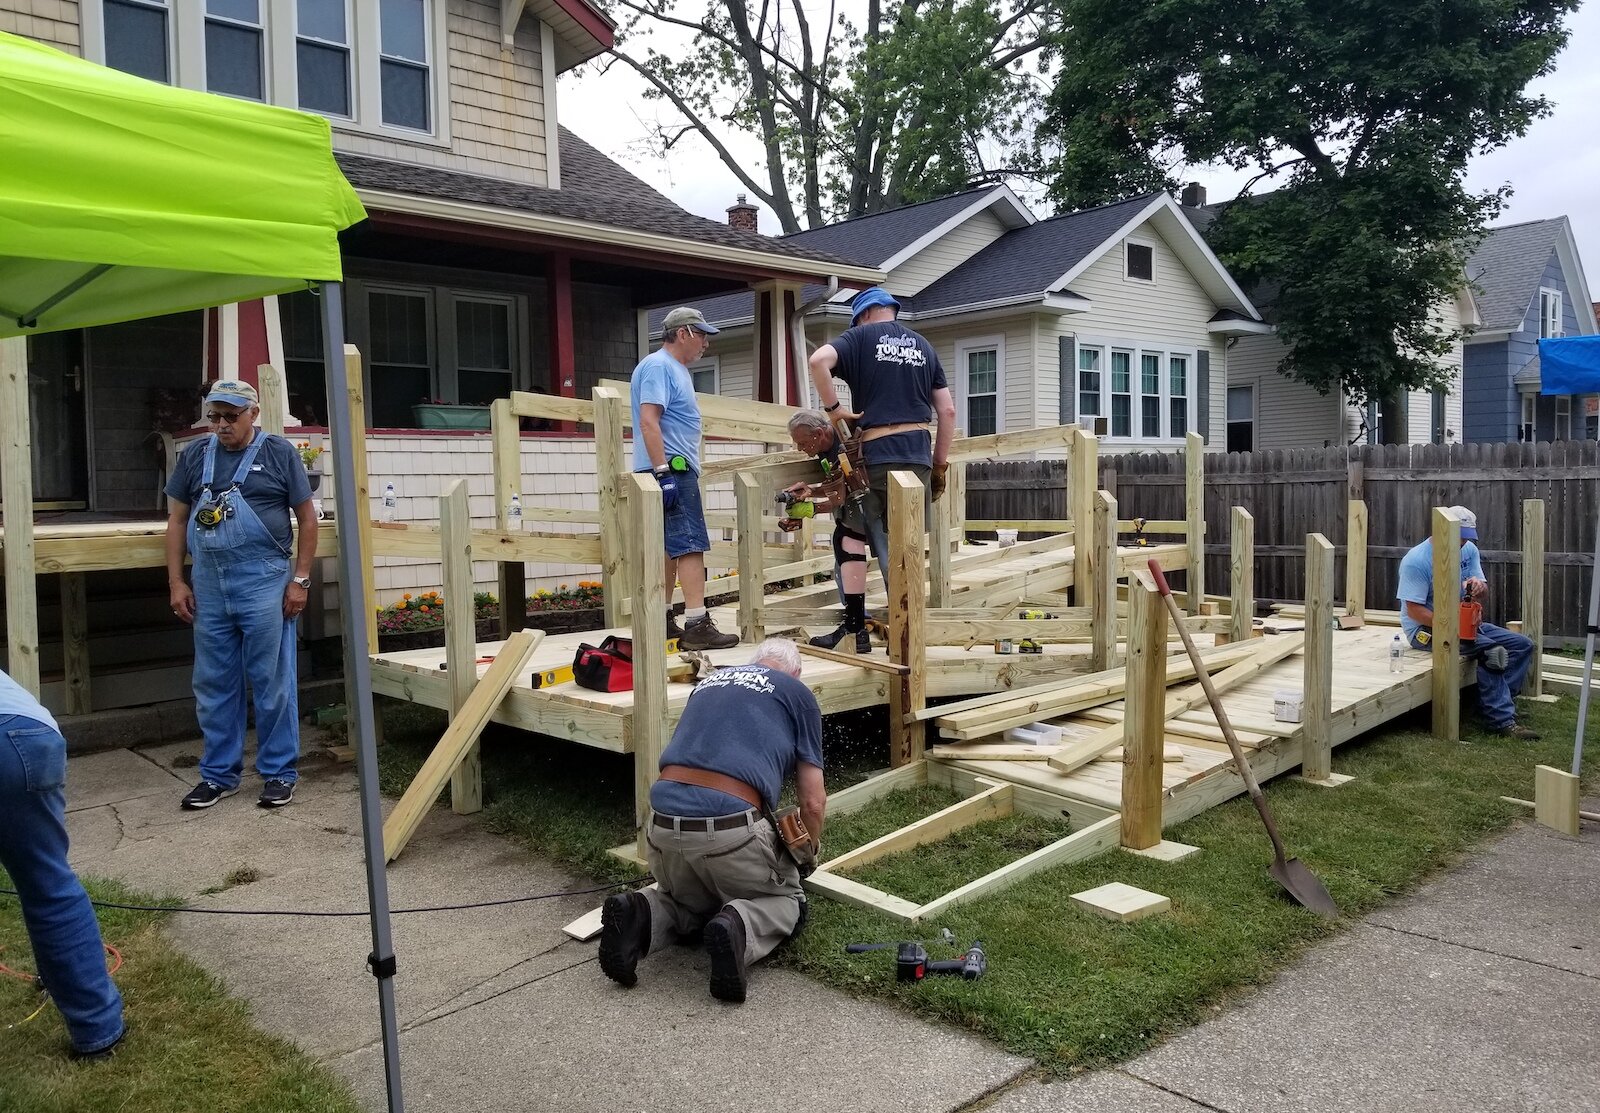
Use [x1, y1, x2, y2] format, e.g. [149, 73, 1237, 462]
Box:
[807, 287, 956, 576]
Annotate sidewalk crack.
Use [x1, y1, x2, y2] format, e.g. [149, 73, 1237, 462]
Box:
[1121, 1070, 1242, 1112]
[1365, 920, 1600, 981]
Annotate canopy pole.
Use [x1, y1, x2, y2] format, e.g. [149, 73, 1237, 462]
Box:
[16, 263, 113, 328]
[318, 283, 405, 1112]
[1573, 507, 1598, 777]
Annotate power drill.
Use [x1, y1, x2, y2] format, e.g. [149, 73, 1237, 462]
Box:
[895, 940, 986, 982]
[774, 490, 817, 519]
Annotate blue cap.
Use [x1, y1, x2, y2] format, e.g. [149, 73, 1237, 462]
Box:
[851, 286, 900, 324]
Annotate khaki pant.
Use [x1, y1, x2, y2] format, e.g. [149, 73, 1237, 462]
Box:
[643, 809, 803, 965]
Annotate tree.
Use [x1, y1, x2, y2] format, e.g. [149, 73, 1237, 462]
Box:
[1040, 0, 1579, 405]
[602, 0, 1051, 233]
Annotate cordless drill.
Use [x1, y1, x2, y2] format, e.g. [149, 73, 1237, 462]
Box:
[774, 490, 818, 519]
[895, 940, 987, 982]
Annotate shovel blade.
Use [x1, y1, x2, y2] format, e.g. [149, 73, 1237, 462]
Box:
[1269, 856, 1339, 919]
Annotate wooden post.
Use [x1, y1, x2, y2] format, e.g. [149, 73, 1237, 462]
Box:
[342, 346, 378, 652]
[1302, 532, 1343, 785]
[1120, 573, 1166, 850]
[441, 481, 481, 814]
[627, 471, 668, 857]
[1431, 506, 1463, 742]
[1, 337, 39, 695]
[888, 470, 928, 767]
[929, 463, 956, 609]
[491, 398, 526, 638]
[1523, 499, 1545, 697]
[1346, 499, 1367, 619]
[1185, 431, 1205, 615]
[1069, 428, 1098, 596]
[257, 363, 287, 434]
[736, 472, 765, 643]
[1091, 490, 1117, 672]
[593, 386, 628, 628]
[1229, 508, 1254, 645]
[948, 459, 967, 540]
[60, 572, 91, 715]
[1534, 764, 1580, 836]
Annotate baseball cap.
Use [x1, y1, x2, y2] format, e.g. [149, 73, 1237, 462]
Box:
[662, 306, 719, 337]
[1448, 505, 1478, 541]
[850, 286, 900, 324]
[205, 379, 259, 408]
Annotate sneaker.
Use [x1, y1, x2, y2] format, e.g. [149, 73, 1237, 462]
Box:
[257, 779, 295, 808]
[679, 613, 739, 651]
[1493, 722, 1542, 741]
[704, 907, 749, 1003]
[598, 890, 651, 987]
[180, 781, 237, 810]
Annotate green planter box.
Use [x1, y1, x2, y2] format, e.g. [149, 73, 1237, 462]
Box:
[412, 403, 491, 430]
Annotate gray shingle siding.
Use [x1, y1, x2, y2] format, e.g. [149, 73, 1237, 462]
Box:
[1462, 339, 1515, 441]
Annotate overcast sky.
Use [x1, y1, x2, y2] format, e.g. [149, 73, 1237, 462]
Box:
[561, 5, 1600, 297]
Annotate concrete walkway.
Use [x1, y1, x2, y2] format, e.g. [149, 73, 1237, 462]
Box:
[63, 740, 1598, 1113]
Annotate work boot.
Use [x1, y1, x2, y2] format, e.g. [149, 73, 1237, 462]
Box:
[1493, 722, 1542, 741]
[598, 891, 651, 987]
[854, 630, 873, 654]
[704, 907, 749, 1003]
[679, 613, 738, 651]
[809, 624, 850, 650]
[666, 608, 684, 640]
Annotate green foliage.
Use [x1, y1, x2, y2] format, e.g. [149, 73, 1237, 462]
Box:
[1042, 0, 1578, 405]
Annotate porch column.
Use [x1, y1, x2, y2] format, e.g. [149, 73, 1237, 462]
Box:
[548, 252, 576, 429]
[751, 280, 804, 406]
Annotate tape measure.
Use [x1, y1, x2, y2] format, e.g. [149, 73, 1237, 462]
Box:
[531, 638, 681, 689]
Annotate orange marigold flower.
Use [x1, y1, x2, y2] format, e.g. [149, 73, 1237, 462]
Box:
[419, 605, 430, 613]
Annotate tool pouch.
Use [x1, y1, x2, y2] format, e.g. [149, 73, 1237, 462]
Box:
[573, 635, 634, 693]
[767, 805, 817, 876]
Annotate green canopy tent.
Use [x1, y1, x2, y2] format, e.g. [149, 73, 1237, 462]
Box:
[0, 32, 403, 1109]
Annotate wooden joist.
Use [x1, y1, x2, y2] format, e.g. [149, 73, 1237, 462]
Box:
[796, 642, 910, 676]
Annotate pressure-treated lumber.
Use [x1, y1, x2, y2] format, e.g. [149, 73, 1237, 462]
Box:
[342, 346, 379, 651]
[383, 629, 542, 860]
[1523, 499, 1545, 697]
[1071, 881, 1171, 923]
[2, 337, 39, 694]
[818, 780, 1012, 874]
[59, 572, 91, 715]
[888, 470, 928, 766]
[1092, 490, 1117, 671]
[1534, 764, 1580, 836]
[736, 473, 764, 643]
[1302, 532, 1337, 782]
[802, 871, 925, 921]
[1120, 575, 1166, 850]
[913, 814, 1121, 920]
[826, 761, 929, 816]
[930, 462, 961, 607]
[593, 386, 629, 627]
[510, 389, 594, 424]
[1501, 795, 1600, 823]
[257, 363, 286, 434]
[1346, 500, 1367, 619]
[1431, 507, 1462, 741]
[627, 471, 669, 857]
[1230, 508, 1254, 645]
[492, 397, 526, 638]
[1185, 432, 1205, 614]
[947, 424, 1076, 463]
[797, 642, 909, 676]
[1069, 428, 1097, 593]
[923, 615, 1102, 644]
[441, 482, 481, 814]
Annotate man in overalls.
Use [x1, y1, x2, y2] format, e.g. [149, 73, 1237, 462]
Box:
[164, 380, 318, 809]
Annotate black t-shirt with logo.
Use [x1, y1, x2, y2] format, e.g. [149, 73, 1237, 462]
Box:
[830, 321, 947, 466]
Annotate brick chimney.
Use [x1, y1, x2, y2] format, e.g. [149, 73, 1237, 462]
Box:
[1180, 182, 1207, 207]
[726, 193, 759, 233]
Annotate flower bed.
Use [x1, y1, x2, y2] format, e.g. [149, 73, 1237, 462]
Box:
[374, 584, 609, 651]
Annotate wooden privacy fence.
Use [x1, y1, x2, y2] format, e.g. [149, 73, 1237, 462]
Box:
[966, 440, 1599, 644]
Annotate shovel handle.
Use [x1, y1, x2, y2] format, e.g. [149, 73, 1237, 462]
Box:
[1145, 560, 1292, 862]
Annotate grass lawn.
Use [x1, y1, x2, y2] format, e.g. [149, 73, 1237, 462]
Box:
[376, 692, 1592, 1075]
[0, 876, 362, 1113]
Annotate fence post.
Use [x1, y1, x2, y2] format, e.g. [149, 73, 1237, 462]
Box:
[736, 472, 765, 643]
[627, 471, 668, 859]
[888, 470, 928, 767]
[1522, 499, 1546, 698]
[1092, 490, 1117, 671]
[492, 397, 526, 637]
[593, 386, 628, 628]
[1120, 572, 1166, 850]
[1346, 499, 1367, 620]
[1070, 428, 1098, 596]
[1432, 507, 1463, 742]
[1230, 507, 1254, 645]
[1185, 431, 1205, 614]
[1301, 533, 1347, 786]
[441, 481, 481, 814]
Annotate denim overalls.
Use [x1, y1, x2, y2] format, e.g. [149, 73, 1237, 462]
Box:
[188, 432, 299, 788]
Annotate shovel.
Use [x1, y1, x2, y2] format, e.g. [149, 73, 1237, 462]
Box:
[1148, 561, 1339, 919]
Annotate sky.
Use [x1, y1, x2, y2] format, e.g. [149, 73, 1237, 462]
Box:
[560, 4, 1600, 292]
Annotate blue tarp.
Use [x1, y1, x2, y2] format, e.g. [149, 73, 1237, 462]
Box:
[1539, 336, 1600, 396]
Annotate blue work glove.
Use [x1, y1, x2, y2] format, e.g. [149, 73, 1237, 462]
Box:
[654, 468, 680, 511]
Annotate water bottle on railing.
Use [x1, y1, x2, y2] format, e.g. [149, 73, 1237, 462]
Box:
[381, 482, 397, 523]
[1389, 634, 1404, 674]
[507, 493, 523, 531]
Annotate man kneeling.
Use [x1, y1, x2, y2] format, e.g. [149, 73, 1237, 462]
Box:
[599, 638, 825, 1002]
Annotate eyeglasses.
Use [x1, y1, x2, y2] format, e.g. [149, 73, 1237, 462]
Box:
[206, 411, 247, 425]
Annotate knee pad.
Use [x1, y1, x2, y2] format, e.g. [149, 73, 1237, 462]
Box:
[833, 530, 868, 564]
[1481, 644, 1508, 673]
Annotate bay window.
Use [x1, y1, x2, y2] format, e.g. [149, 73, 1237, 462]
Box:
[1076, 339, 1198, 442]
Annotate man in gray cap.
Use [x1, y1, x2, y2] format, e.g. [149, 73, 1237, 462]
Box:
[631, 307, 738, 651]
[165, 378, 318, 809]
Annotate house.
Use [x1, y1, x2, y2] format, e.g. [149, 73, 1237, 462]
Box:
[1177, 188, 1479, 452]
[1461, 217, 1597, 442]
[661, 186, 1270, 450]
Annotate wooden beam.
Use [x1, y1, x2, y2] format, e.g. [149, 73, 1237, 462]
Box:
[593, 386, 629, 628]
[1230, 508, 1254, 645]
[923, 615, 1100, 644]
[1346, 499, 1367, 619]
[1, 337, 38, 694]
[911, 814, 1122, 920]
[1523, 499, 1545, 697]
[967, 519, 1195, 534]
[797, 642, 909, 675]
[1431, 506, 1462, 742]
[1091, 490, 1117, 671]
[509, 390, 593, 425]
[1302, 532, 1336, 782]
[1185, 431, 1205, 614]
[59, 572, 90, 715]
[736, 472, 764, 643]
[947, 423, 1077, 463]
[627, 471, 669, 857]
[825, 760, 929, 817]
[888, 470, 928, 765]
[342, 346, 378, 652]
[818, 780, 1012, 874]
[441, 481, 481, 814]
[803, 871, 923, 923]
[1068, 428, 1097, 595]
[492, 397, 526, 638]
[1534, 764, 1580, 836]
[257, 363, 286, 434]
[1120, 573, 1166, 850]
[929, 462, 960, 608]
[383, 630, 541, 860]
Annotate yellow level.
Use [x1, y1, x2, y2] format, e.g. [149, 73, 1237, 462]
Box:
[530, 637, 681, 689]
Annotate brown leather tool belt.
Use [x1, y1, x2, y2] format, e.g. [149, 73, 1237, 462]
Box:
[658, 764, 763, 809]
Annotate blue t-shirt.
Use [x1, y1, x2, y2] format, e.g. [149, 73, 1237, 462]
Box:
[0, 668, 57, 733]
[164, 432, 313, 552]
[1396, 538, 1484, 641]
[630, 348, 702, 474]
[650, 665, 824, 816]
[829, 321, 947, 467]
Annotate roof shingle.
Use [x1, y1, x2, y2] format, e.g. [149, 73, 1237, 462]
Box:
[1466, 219, 1566, 333]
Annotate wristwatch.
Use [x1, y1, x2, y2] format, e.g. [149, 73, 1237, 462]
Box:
[291, 575, 312, 589]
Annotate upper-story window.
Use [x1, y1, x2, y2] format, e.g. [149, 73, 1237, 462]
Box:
[1125, 242, 1155, 282]
[104, 0, 171, 83]
[296, 0, 352, 117]
[379, 0, 431, 131]
[1540, 288, 1563, 338]
[205, 0, 264, 100]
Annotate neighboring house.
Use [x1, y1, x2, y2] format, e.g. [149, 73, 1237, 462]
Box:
[1178, 189, 1479, 452]
[1461, 217, 1598, 443]
[661, 186, 1270, 450]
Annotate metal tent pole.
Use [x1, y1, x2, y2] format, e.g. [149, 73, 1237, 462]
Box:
[319, 282, 406, 1112]
[1573, 505, 1599, 777]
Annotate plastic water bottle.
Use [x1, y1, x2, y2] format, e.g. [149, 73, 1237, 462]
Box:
[381, 482, 397, 523]
[1389, 634, 1404, 673]
[507, 493, 523, 531]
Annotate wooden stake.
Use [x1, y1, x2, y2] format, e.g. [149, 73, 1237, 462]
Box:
[441, 481, 481, 814]
[1523, 499, 1545, 697]
[342, 346, 378, 652]
[592, 386, 629, 628]
[1346, 499, 1367, 619]
[627, 471, 668, 856]
[1533, 764, 1580, 836]
[1, 337, 39, 695]
[1431, 507, 1462, 742]
[1185, 431, 1205, 615]
[257, 363, 287, 435]
[888, 470, 928, 766]
[492, 397, 526, 638]
[736, 472, 764, 643]
[60, 572, 90, 715]
[1091, 490, 1117, 672]
[1121, 573, 1166, 850]
[1069, 428, 1098, 595]
[1230, 507, 1254, 645]
[1302, 532, 1336, 782]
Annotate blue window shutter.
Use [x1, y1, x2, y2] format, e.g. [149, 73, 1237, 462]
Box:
[1059, 335, 1076, 425]
[1196, 350, 1210, 444]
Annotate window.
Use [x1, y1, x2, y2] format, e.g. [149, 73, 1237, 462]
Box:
[1226, 385, 1254, 453]
[1140, 352, 1161, 437]
[688, 358, 719, 395]
[1540, 288, 1563, 339]
[1126, 242, 1154, 282]
[1077, 348, 1101, 419]
[1587, 397, 1599, 440]
[104, 0, 170, 83]
[1521, 394, 1536, 442]
[297, 0, 352, 117]
[960, 345, 1000, 437]
[1431, 390, 1446, 444]
[455, 298, 513, 406]
[279, 290, 326, 426]
[368, 289, 433, 427]
[1169, 356, 1189, 438]
[1109, 350, 1132, 437]
[379, 0, 431, 130]
[204, 0, 264, 99]
[1556, 395, 1572, 440]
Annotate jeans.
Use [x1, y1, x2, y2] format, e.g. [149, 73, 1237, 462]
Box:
[1410, 620, 1532, 729]
[191, 556, 300, 787]
[863, 462, 932, 585]
[0, 715, 124, 1053]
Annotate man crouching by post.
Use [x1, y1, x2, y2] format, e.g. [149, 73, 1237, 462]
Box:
[599, 638, 824, 1003]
